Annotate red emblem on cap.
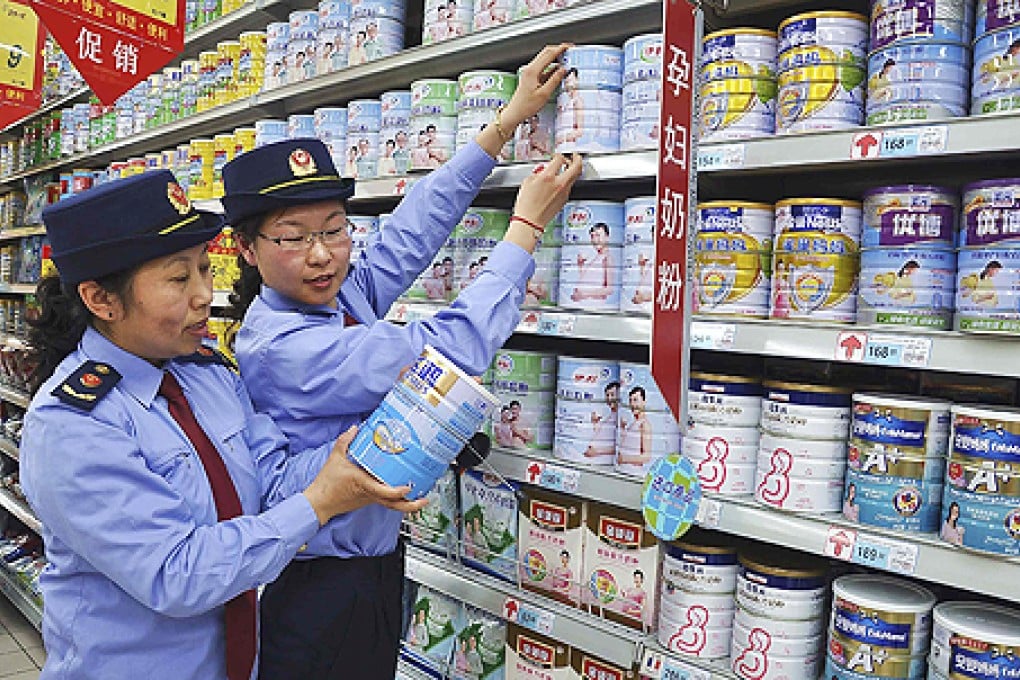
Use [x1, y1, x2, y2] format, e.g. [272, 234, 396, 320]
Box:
[80, 373, 102, 388]
[288, 149, 317, 177]
[167, 183, 192, 215]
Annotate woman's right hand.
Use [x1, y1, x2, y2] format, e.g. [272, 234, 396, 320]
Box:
[503, 153, 583, 253]
[303, 427, 427, 525]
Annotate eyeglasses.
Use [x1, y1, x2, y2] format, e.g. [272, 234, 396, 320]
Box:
[257, 220, 353, 252]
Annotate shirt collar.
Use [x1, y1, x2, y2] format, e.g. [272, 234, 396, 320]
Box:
[80, 326, 165, 408]
[259, 284, 339, 317]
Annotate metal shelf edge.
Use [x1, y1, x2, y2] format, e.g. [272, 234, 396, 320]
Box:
[405, 545, 643, 668]
[0, 565, 42, 632]
[0, 489, 42, 535]
[0, 439, 19, 462]
[0, 386, 30, 409]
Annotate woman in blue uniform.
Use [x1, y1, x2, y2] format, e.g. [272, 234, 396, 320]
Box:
[20, 170, 425, 679]
[221, 44, 581, 680]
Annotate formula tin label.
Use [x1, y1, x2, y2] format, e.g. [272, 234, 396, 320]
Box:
[932, 638, 1020, 680]
[952, 410, 1020, 464]
[852, 404, 933, 450]
[863, 190, 957, 248]
[831, 597, 922, 653]
[941, 485, 1020, 555]
[460, 469, 519, 582]
[518, 487, 584, 606]
[961, 181, 1020, 248]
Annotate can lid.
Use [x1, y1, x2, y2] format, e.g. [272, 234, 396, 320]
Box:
[689, 371, 760, 385]
[951, 404, 1020, 421]
[764, 380, 851, 395]
[963, 178, 1020, 194]
[833, 574, 936, 612]
[934, 602, 1020, 645]
[776, 198, 863, 210]
[698, 200, 774, 211]
[779, 10, 868, 29]
[704, 28, 778, 41]
[853, 392, 952, 412]
[738, 552, 828, 579]
[625, 33, 664, 46]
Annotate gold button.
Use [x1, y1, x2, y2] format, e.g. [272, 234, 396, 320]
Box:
[298, 544, 308, 552]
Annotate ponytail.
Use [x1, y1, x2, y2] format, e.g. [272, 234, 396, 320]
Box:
[226, 214, 266, 323]
[28, 269, 136, 395]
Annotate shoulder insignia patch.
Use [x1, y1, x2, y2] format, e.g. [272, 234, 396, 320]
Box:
[177, 345, 238, 371]
[52, 361, 122, 410]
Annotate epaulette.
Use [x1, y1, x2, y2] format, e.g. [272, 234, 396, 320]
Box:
[177, 345, 238, 372]
[52, 361, 122, 410]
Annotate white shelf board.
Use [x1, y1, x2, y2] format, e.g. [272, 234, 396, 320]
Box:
[0, 386, 30, 409]
[0, 439, 18, 463]
[0, 488, 42, 535]
[485, 450, 1020, 603]
[0, 565, 42, 632]
[0, 226, 45, 241]
[405, 545, 645, 669]
[0, 283, 36, 296]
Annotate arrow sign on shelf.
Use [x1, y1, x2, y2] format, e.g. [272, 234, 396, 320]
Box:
[852, 131, 882, 159]
[526, 461, 544, 484]
[503, 597, 519, 621]
[836, 331, 867, 362]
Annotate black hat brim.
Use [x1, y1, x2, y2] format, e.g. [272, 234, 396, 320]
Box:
[53, 211, 226, 285]
[221, 178, 356, 225]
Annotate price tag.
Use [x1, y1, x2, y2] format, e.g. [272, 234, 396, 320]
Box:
[392, 178, 413, 195]
[537, 462, 580, 494]
[537, 315, 561, 336]
[824, 526, 858, 561]
[640, 649, 665, 679]
[695, 497, 722, 529]
[852, 535, 891, 569]
[558, 314, 576, 335]
[404, 557, 420, 581]
[823, 526, 919, 575]
[392, 304, 408, 323]
[662, 659, 712, 680]
[689, 321, 736, 350]
[850, 126, 947, 160]
[697, 144, 746, 172]
[517, 603, 555, 635]
[868, 334, 932, 368]
[519, 311, 540, 333]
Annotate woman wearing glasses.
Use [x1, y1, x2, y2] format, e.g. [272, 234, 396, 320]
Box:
[222, 44, 581, 680]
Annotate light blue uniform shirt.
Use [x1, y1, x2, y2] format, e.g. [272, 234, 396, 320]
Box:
[237, 140, 535, 558]
[21, 327, 326, 680]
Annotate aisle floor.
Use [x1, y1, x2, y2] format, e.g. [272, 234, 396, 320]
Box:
[0, 597, 42, 678]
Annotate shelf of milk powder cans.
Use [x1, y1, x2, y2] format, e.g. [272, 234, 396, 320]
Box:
[694, 179, 1020, 334]
[698, 1, 1020, 143]
[402, 546, 653, 680]
[0, 530, 45, 618]
[0, 403, 25, 463]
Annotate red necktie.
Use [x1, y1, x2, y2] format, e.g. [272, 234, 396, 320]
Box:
[343, 311, 359, 327]
[159, 372, 256, 680]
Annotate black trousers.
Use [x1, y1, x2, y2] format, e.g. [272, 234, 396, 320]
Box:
[258, 543, 404, 680]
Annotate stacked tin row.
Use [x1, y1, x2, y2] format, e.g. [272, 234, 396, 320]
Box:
[771, 198, 863, 323]
[685, 373, 762, 496]
[314, 106, 349, 173]
[825, 575, 936, 680]
[730, 553, 829, 680]
[378, 90, 413, 177]
[615, 362, 681, 478]
[529, 213, 562, 309]
[693, 201, 774, 319]
[621, 197, 656, 315]
[776, 11, 868, 133]
[423, 0, 469, 44]
[345, 98, 382, 179]
[556, 46, 624, 153]
[316, 0, 351, 76]
[658, 534, 739, 661]
[972, 0, 1020, 114]
[756, 382, 851, 513]
[859, 185, 959, 329]
[489, 350, 557, 452]
[844, 394, 951, 533]
[347, 214, 380, 262]
[956, 177, 1020, 332]
[558, 200, 623, 312]
[452, 208, 509, 292]
[699, 28, 778, 142]
[349, 0, 406, 66]
[620, 33, 664, 151]
[867, 0, 974, 125]
[554, 357, 619, 467]
[410, 79, 458, 171]
[457, 71, 517, 161]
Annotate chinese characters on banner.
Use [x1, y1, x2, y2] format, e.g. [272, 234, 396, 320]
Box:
[651, 0, 698, 420]
[29, 0, 184, 103]
[0, 0, 45, 129]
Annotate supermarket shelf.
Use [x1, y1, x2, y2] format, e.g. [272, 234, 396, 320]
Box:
[690, 317, 1020, 378]
[0, 226, 45, 241]
[0, 439, 18, 463]
[352, 151, 658, 201]
[0, 88, 90, 139]
[0, 284, 36, 296]
[171, 0, 312, 61]
[0, 564, 42, 632]
[405, 544, 645, 668]
[0, 386, 30, 409]
[258, 0, 663, 115]
[485, 450, 1020, 603]
[388, 301, 651, 344]
[396, 657, 443, 680]
[697, 114, 1020, 176]
[0, 489, 42, 535]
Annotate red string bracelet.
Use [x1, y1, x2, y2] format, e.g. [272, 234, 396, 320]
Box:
[510, 215, 544, 233]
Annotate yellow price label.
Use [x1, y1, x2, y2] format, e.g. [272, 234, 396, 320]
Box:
[110, 0, 176, 25]
[0, 0, 40, 90]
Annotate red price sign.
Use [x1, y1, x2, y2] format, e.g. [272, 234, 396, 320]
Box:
[30, 0, 184, 103]
[651, 0, 698, 420]
[0, 0, 45, 129]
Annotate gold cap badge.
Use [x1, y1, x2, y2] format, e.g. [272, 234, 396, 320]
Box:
[167, 183, 192, 215]
[289, 148, 317, 177]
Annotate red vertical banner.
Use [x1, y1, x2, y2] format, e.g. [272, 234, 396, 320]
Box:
[29, 0, 184, 104]
[0, 0, 46, 129]
[651, 0, 698, 421]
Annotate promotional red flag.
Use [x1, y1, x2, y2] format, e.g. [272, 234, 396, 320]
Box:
[29, 0, 184, 104]
[651, 0, 698, 420]
[0, 0, 45, 130]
